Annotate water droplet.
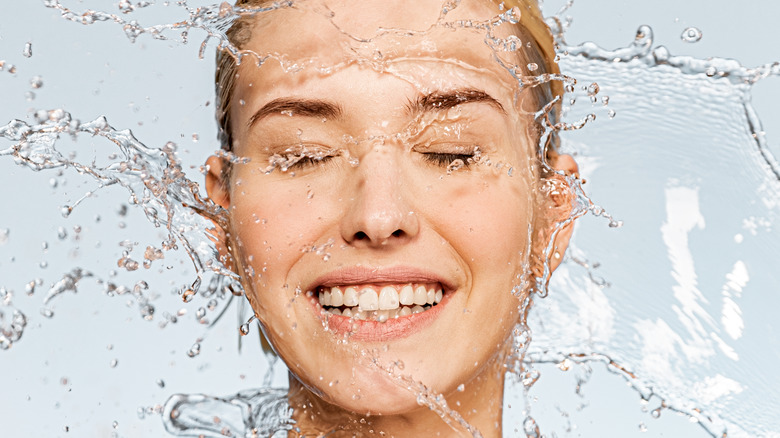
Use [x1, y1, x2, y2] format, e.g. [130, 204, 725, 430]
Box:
[456, 384, 465, 392]
[186, 342, 201, 357]
[705, 66, 718, 77]
[523, 416, 540, 438]
[110, 358, 118, 368]
[60, 205, 72, 218]
[23, 42, 33, 58]
[527, 62, 538, 72]
[639, 422, 647, 432]
[156, 379, 165, 388]
[29, 75, 43, 89]
[0, 228, 9, 245]
[239, 323, 250, 336]
[182, 289, 195, 303]
[608, 109, 617, 119]
[25, 91, 36, 101]
[195, 307, 206, 319]
[41, 308, 54, 318]
[191, 133, 199, 142]
[112, 420, 118, 429]
[140, 304, 154, 320]
[681, 26, 703, 43]
[651, 408, 662, 418]
[587, 82, 600, 95]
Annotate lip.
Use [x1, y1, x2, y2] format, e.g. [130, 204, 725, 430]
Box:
[305, 266, 456, 342]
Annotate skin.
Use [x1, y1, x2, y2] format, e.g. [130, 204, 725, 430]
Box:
[206, 0, 577, 435]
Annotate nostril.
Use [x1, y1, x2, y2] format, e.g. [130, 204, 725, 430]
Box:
[354, 231, 368, 240]
[391, 229, 403, 238]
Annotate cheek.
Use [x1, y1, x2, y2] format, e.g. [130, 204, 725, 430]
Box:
[227, 176, 337, 286]
[426, 176, 531, 268]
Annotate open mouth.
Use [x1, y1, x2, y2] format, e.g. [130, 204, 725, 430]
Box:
[316, 283, 444, 322]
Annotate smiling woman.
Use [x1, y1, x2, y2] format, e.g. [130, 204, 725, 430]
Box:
[189, 0, 580, 435]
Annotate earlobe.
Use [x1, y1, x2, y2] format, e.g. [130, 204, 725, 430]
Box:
[205, 155, 231, 210]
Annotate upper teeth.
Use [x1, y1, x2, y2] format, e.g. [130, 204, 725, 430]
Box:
[317, 283, 443, 312]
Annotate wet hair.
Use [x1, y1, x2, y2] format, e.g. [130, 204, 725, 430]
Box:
[214, 0, 562, 167]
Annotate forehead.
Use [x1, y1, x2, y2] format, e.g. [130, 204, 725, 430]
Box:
[236, 0, 522, 91]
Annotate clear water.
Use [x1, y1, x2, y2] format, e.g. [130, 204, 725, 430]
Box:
[1, 0, 778, 436]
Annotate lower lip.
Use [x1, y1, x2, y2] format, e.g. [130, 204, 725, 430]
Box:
[309, 293, 451, 342]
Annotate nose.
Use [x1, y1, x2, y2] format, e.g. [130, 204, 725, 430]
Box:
[340, 146, 419, 248]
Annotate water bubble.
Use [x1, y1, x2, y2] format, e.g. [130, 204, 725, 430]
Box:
[681, 26, 703, 43]
[29, 75, 43, 89]
[23, 42, 33, 58]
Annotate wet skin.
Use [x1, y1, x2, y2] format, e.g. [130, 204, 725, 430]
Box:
[206, 0, 576, 435]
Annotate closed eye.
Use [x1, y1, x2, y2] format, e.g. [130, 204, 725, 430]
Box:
[269, 146, 339, 172]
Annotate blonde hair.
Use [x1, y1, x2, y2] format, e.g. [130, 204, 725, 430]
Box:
[214, 0, 561, 159]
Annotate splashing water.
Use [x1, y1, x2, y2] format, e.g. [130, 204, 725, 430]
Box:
[1, 0, 778, 437]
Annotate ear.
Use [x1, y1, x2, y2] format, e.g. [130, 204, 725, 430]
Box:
[204, 155, 237, 275]
[548, 153, 578, 273]
[205, 155, 230, 210]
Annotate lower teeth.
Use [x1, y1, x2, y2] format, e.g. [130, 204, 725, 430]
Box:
[324, 304, 432, 321]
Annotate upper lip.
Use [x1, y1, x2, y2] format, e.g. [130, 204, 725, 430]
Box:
[306, 265, 456, 293]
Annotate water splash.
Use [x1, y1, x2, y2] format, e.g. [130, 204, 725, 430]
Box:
[1, 1, 778, 437]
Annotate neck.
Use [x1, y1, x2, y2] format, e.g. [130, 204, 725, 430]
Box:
[286, 356, 507, 437]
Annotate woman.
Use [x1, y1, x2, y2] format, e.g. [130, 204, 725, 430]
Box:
[176, 0, 579, 435]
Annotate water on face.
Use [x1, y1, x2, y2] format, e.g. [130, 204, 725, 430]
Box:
[1, 0, 778, 437]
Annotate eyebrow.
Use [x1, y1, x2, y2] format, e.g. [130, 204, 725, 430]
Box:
[247, 98, 343, 128]
[407, 88, 506, 115]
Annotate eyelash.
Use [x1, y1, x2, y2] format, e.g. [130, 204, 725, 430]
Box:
[421, 152, 476, 168]
[289, 154, 335, 169]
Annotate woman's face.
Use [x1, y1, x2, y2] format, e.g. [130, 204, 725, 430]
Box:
[208, 0, 547, 417]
